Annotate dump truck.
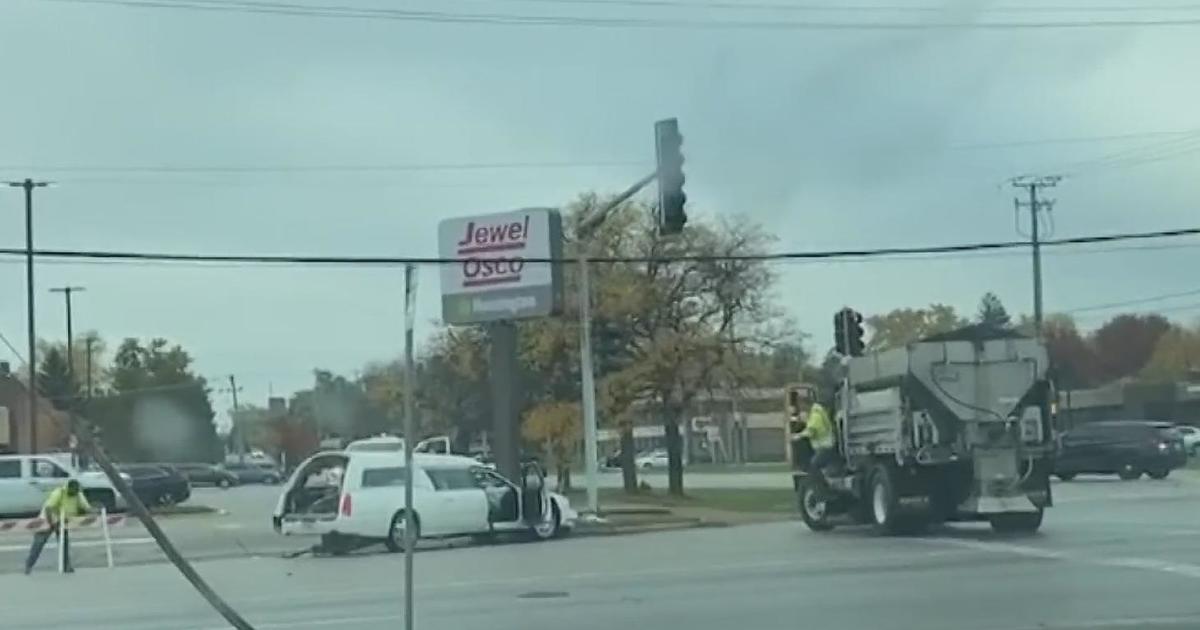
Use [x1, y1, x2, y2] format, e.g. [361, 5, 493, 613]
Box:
[793, 325, 1054, 534]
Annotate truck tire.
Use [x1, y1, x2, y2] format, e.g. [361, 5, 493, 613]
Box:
[797, 476, 834, 532]
[989, 509, 1043, 535]
[869, 464, 913, 535]
[1147, 468, 1170, 480]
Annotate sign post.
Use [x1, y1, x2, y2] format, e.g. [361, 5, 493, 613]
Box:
[402, 264, 418, 630]
[438, 209, 563, 482]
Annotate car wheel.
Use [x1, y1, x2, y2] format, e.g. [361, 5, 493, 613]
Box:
[1055, 472, 1076, 482]
[84, 490, 118, 513]
[530, 502, 562, 541]
[1147, 468, 1171, 480]
[158, 492, 176, 507]
[989, 509, 1043, 535]
[384, 510, 420, 553]
[217, 478, 232, 489]
[797, 475, 834, 532]
[1117, 464, 1142, 481]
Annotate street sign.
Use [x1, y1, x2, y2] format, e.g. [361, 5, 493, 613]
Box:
[438, 208, 563, 325]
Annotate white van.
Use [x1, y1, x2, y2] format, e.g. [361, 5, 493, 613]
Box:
[272, 451, 575, 552]
[0, 454, 128, 517]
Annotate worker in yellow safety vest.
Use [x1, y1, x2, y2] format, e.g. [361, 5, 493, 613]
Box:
[24, 479, 91, 574]
[794, 390, 837, 486]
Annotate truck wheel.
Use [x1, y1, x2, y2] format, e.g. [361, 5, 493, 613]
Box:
[1117, 464, 1141, 481]
[797, 476, 834, 532]
[1147, 468, 1170, 480]
[989, 509, 1043, 535]
[869, 464, 908, 535]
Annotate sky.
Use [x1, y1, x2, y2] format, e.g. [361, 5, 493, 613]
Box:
[2, 0, 1199, 428]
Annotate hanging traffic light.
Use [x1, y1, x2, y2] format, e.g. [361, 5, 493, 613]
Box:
[848, 309, 865, 356]
[834, 307, 866, 357]
[834, 310, 849, 356]
[655, 118, 686, 235]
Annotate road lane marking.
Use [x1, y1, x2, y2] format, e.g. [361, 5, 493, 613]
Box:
[927, 537, 1200, 579]
[0, 537, 155, 552]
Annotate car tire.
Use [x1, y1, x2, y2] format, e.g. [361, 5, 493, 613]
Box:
[217, 478, 232, 489]
[84, 490, 118, 513]
[1117, 464, 1142, 481]
[797, 475, 835, 532]
[530, 502, 562, 541]
[1147, 468, 1171, 480]
[1055, 472, 1076, 482]
[158, 492, 176, 507]
[384, 510, 420, 553]
[989, 509, 1043, 535]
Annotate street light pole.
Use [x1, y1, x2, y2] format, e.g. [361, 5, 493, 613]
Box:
[7, 178, 49, 452]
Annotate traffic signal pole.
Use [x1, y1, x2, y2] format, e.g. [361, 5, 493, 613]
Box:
[577, 169, 657, 516]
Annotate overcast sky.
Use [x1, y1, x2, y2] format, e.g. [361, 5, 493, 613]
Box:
[2, 0, 1199, 426]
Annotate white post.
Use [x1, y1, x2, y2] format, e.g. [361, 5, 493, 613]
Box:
[577, 252, 600, 515]
[101, 506, 114, 569]
[402, 264, 418, 630]
[56, 507, 65, 574]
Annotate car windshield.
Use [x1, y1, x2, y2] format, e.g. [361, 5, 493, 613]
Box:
[11, 3, 1200, 628]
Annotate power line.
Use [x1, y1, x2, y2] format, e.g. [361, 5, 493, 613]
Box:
[1064, 287, 1200, 314]
[37, 0, 1200, 30]
[0, 226, 1195, 266]
[0, 160, 645, 174]
[950, 129, 1200, 151]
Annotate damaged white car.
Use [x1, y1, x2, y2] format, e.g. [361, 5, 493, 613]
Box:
[272, 451, 576, 553]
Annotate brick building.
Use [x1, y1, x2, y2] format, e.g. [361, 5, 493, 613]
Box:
[0, 361, 70, 454]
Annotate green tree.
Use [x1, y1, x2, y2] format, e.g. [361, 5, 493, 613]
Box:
[89, 338, 221, 462]
[866, 304, 966, 351]
[1140, 325, 1200, 383]
[977, 292, 1012, 328]
[37, 346, 76, 411]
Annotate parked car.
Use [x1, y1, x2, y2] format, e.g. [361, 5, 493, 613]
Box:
[0, 454, 128, 516]
[175, 463, 239, 488]
[635, 448, 670, 469]
[272, 451, 576, 552]
[1173, 425, 1200, 456]
[224, 461, 284, 484]
[346, 436, 405, 453]
[1055, 420, 1188, 481]
[116, 464, 191, 506]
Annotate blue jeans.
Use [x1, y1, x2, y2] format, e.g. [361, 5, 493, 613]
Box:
[24, 527, 70, 573]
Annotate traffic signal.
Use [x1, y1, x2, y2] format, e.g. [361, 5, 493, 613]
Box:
[654, 118, 686, 235]
[834, 308, 866, 357]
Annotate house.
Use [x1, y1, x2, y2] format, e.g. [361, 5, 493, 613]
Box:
[0, 361, 70, 454]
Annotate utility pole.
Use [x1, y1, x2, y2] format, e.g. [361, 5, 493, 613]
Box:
[228, 375, 243, 464]
[49, 286, 85, 391]
[6, 178, 49, 452]
[1011, 175, 1061, 336]
[50, 286, 84, 467]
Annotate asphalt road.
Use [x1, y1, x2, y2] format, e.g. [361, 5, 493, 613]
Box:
[4, 472, 1200, 629]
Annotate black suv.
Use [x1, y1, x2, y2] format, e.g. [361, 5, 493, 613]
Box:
[1055, 420, 1187, 481]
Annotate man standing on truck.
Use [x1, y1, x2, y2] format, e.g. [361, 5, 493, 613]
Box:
[794, 390, 836, 489]
[24, 479, 91, 574]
